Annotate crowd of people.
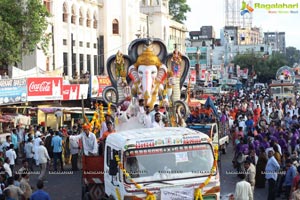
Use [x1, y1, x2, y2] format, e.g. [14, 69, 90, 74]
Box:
[217, 87, 300, 200]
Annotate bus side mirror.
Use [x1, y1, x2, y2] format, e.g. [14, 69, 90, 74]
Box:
[109, 159, 118, 176]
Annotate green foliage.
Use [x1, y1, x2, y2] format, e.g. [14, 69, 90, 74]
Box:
[169, 0, 191, 23]
[233, 51, 288, 83]
[285, 47, 300, 67]
[0, 17, 21, 66]
[0, 0, 49, 66]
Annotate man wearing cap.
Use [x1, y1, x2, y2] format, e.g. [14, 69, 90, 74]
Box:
[265, 148, 280, 200]
[70, 124, 98, 156]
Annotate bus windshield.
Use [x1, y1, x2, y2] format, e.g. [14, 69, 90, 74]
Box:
[124, 144, 214, 183]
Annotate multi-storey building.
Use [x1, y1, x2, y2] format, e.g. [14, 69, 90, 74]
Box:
[264, 32, 286, 54]
[19, 0, 187, 79]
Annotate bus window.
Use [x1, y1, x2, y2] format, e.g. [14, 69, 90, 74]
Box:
[283, 86, 293, 94]
[271, 87, 281, 94]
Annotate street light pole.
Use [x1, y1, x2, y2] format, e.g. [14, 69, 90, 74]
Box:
[196, 47, 201, 84]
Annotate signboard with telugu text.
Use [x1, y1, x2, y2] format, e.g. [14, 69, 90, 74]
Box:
[90, 76, 112, 98]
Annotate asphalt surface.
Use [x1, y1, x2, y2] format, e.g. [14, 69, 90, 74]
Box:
[16, 157, 82, 200]
[220, 142, 281, 200]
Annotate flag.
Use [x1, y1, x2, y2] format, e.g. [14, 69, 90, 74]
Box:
[204, 97, 219, 119]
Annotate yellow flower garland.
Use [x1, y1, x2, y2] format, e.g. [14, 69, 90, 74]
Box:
[195, 145, 219, 200]
[115, 155, 156, 200]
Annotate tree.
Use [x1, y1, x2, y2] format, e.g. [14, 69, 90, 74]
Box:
[0, 0, 49, 66]
[233, 51, 288, 83]
[169, 0, 191, 23]
[285, 47, 300, 67]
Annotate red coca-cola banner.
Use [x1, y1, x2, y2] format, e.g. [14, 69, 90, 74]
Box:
[27, 77, 63, 101]
[62, 84, 88, 100]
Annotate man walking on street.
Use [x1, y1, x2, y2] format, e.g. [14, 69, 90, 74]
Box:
[69, 132, 79, 171]
[5, 144, 17, 173]
[38, 141, 50, 181]
[265, 148, 280, 200]
[51, 131, 63, 171]
[233, 173, 253, 200]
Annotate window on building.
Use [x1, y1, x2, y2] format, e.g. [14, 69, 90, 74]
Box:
[63, 53, 68, 75]
[43, 0, 51, 13]
[94, 55, 98, 75]
[93, 13, 97, 29]
[112, 19, 119, 34]
[79, 41, 83, 47]
[87, 55, 91, 73]
[79, 8, 83, 25]
[94, 43, 97, 49]
[86, 10, 91, 27]
[71, 5, 76, 24]
[87, 42, 90, 48]
[72, 40, 75, 46]
[63, 39, 67, 45]
[63, 2, 68, 22]
[80, 54, 84, 73]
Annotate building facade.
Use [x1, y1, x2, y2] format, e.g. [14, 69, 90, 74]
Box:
[263, 32, 286, 54]
[20, 0, 187, 79]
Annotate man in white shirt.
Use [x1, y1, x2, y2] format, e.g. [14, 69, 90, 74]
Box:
[151, 113, 164, 128]
[70, 124, 98, 156]
[3, 157, 12, 177]
[139, 106, 152, 128]
[234, 173, 253, 200]
[150, 104, 165, 123]
[5, 144, 17, 173]
[38, 141, 50, 181]
[24, 137, 34, 171]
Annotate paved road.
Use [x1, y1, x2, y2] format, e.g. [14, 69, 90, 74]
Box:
[15, 158, 82, 200]
[220, 143, 277, 200]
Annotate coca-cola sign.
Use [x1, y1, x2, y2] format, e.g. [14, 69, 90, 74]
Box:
[29, 81, 51, 92]
[27, 77, 63, 101]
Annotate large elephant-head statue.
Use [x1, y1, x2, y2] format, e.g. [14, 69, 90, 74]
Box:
[128, 46, 167, 108]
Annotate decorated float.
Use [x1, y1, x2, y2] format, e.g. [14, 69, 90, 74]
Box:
[270, 65, 295, 101]
[99, 38, 191, 130]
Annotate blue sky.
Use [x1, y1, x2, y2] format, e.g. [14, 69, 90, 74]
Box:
[185, 0, 300, 49]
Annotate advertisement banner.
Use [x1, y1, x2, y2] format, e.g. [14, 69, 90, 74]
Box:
[90, 76, 111, 98]
[190, 69, 196, 85]
[0, 79, 27, 105]
[62, 84, 89, 100]
[200, 69, 206, 80]
[27, 77, 63, 101]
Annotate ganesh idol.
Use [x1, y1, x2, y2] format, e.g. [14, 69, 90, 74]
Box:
[127, 46, 168, 109]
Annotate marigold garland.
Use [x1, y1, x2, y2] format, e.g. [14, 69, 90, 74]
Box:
[114, 155, 156, 200]
[195, 145, 219, 200]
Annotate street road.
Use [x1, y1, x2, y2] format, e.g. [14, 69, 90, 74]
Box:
[220, 143, 272, 200]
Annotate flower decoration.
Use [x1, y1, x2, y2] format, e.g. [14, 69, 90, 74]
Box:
[115, 155, 156, 200]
